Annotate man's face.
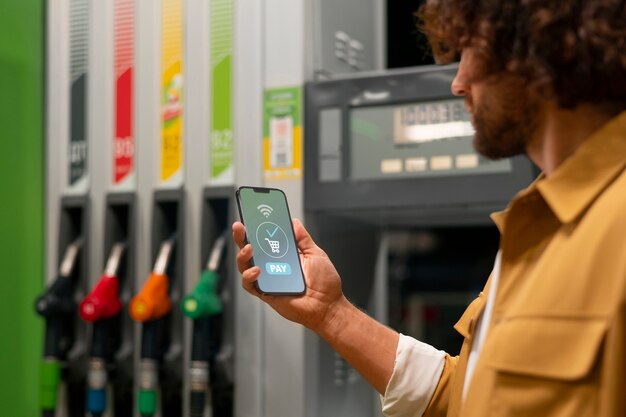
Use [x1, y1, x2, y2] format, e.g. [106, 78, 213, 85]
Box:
[451, 48, 541, 160]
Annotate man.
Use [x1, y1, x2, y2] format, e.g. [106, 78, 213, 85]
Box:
[233, 0, 626, 415]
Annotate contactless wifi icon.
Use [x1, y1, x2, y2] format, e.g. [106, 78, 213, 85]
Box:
[257, 204, 274, 218]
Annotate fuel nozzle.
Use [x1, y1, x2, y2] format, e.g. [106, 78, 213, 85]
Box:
[35, 238, 83, 417]
[182, 235, 225, 320]
[131, 236, 176, 417]
[80, 243, 126, 417]
[182, 233, 227, 417]
[181, 269, 222, 319]
[80, 243, 125, 322]
[36, 239, 82, 319]
[130, 239, 174, 322]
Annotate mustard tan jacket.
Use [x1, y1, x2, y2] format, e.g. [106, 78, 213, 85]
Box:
[424, 112, 626, 417]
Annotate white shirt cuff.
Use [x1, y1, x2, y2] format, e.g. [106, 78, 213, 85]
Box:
[380, 334, 446, 417]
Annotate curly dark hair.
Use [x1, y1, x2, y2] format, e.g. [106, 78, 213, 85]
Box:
[417, 0, 626, 109]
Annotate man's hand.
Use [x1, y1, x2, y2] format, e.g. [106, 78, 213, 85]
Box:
[233, 218, 399, 395]
[232, 218, 347, 333]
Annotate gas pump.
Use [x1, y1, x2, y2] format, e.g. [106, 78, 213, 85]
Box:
[42, 0, 92, 412]
[303, 66, 539, 416]
[181, 233, 227, 417]
[35, 238, 84, 417]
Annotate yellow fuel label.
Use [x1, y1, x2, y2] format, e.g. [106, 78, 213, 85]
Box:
[160, 0, 183, 182]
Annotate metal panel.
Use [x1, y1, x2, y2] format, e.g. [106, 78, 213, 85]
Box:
[264, 0, 307, 88]
[233, 0, 264, 414]
[313, 0, 383, 77]
[184, 0, 211, 415]
[46, 0, 70, 286]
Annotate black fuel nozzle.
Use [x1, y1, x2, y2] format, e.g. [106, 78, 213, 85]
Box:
[35, 238, 83, 416]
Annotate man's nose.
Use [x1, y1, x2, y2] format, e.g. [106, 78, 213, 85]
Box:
[451, 74, 468, 97]
[451, 51, 470, 97]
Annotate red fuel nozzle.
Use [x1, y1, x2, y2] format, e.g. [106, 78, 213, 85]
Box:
[129, 273, 172, 322]
[79, 275, 122, 322]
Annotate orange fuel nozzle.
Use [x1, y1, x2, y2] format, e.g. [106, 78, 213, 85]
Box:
[130, 238, 175, 322]
[129, 273, 172, 322]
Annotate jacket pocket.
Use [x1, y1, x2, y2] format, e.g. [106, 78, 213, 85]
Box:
[486, 316, 607, 417]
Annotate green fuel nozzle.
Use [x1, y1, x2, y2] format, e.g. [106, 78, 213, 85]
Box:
[182, 270, 223, 319]
[182, 233, 227, 319]
[183, 233, 228, 417]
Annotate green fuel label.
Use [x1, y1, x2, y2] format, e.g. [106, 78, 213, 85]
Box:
[210, 0, 233, 183]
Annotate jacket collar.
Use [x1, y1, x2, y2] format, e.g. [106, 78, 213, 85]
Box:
[536, 111, 626, 224]
[492, 111, 626, 229]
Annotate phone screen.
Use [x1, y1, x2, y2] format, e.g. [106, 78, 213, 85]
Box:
[236, 187, 306, 294]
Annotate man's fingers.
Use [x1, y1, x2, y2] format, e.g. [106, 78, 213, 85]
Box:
[233, 221, 262, 296]
[232, 221, 247, 249]
[241, 266, 261, 295]
[236, 244, 254, 274]
[233, 222, 254, 273]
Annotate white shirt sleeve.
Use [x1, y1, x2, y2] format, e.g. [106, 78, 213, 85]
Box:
[380, 334, 446, 417]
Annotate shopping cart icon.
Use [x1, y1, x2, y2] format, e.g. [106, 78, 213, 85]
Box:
[264, 238, 280, 253]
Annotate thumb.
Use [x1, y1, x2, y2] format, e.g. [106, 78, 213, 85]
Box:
[292, 218, 320, 254]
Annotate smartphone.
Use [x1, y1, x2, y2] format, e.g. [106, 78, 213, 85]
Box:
[235, 186, 306, 295]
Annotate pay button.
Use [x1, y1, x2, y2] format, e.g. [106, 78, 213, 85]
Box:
[266, 263, 292, 275]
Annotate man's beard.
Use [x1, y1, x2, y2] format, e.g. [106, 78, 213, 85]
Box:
[471, 79, 539, 160]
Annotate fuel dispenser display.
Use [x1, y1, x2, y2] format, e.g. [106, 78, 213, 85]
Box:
[182, 233, 227, 417]
[35, 238, 84, 417]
